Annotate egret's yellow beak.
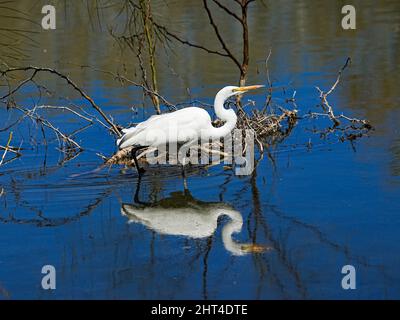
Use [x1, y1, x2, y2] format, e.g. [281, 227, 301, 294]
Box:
[233, 85, 265, 92]
[240, 243, 272, 254]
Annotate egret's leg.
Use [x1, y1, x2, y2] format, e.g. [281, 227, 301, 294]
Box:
[131, 147, 146, 176]
[181, 162, 188, 191]
[133, 173, 143, 204]
[133, 173, 151, 205]
[178, 139, 197, 166]
[178, 139, 197, 191]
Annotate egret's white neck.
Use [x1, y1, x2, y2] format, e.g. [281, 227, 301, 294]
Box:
[207, 93, 237, 139]
[219, 209, 246, 256]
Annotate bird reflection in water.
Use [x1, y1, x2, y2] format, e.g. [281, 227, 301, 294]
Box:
[121, 178, 269, 255]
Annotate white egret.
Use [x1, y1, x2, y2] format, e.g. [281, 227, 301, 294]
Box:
[121, 191, 268, 255]
[117, 85, 264, 173]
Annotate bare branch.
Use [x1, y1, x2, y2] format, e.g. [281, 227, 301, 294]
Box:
[35, 105, 93, 123]
[0, 66, 121, 137]
[325, 57, 351, 96]
[211, 0, 243, 23]
[0, 69, 37, 100]
[315, 57, 352, 127]
[202, 0, 242, 71]
[0, 145, 21, 156]
[265, 49, 272, 88]
[12, 104, 82, 151]
[152, 21, 229, 58]
[0, 131, 13, 166]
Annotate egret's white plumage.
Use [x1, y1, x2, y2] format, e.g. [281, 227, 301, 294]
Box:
[117, 85, 264, 150]
[121, 197, 254, 255]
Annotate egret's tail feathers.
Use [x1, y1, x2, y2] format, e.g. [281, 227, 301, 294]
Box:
[117, 137, 121, 147]
[122, 127, 137, 134]
[117, 127, 138, 149]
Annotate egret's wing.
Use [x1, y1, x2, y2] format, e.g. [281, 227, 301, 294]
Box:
[134, 114, 164, 129]
[121, 114, 163, 134]
[118, 108, 210, 148]
[118, 114, 165, 147]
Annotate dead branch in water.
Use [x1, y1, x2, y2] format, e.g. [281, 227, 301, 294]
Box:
[308, 57, 373, 139]
[103, 146, 135, 166]
[148, 0, 254, 87]
[0, 68, 105, 161]
[0, 56, 373, 171]
[0, 66, 121, 137]
[103, 56, 372, 168]
[315, 57, 352, 127]
[0, 131, 13, 166]
[12, 103, 83, 151]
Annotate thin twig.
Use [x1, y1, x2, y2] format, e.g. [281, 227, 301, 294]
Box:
[0, 131, 13, 166]
[211, 0, 242, 23]
[13, 104, 82, 150]
[153, 22, 229, 58]
[35, 105, 93, 122]
[315, 57, 352, 127]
